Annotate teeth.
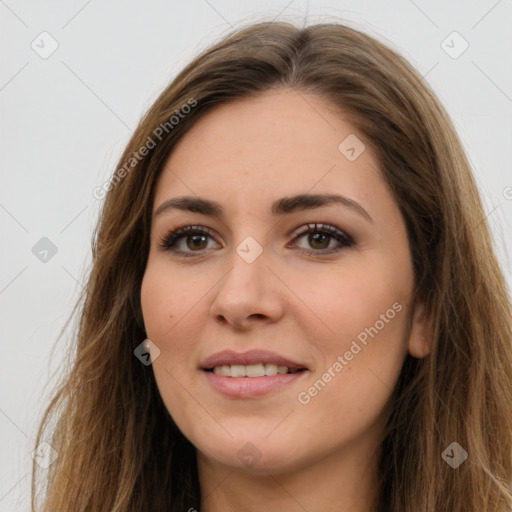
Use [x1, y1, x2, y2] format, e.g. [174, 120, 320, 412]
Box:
[246, 363, 265, 377]
[265, 364, 278, 376]
[214, 365, 232, 376]
[212, 363, 296, 377]
[231, 364, 246, 378]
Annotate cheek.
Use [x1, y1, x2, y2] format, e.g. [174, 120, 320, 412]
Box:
[291, 257, 410, 420]
[292, 255, 410, 349]
[140, 261, 193, 340]
[140, 265, 203, 433]
[140, 264, 195, 382]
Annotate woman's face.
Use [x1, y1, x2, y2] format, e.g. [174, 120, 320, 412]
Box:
[141, 88, 429, 475]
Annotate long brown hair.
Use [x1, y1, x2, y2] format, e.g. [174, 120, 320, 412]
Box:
[32, 20, 512, 511]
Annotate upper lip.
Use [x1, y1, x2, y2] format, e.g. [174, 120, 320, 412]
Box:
[200, 349, 308, 371]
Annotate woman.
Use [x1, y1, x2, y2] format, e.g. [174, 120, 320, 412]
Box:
[32, 20, 512, 511]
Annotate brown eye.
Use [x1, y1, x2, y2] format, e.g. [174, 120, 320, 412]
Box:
[291, 223, 354, 255]
[187, 234, 208, 251]
[159, 225, 218, 256]
[308, 232, 331, 250]
[159, 223, 354, 258]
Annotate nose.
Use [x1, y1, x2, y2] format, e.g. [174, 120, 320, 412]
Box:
[209, 246, 285, 330]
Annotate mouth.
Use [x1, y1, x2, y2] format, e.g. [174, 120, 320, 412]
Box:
[199, 349, 309, 398]
[204, 364, 307, 377]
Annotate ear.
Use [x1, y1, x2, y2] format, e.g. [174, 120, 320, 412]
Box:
[407, 301, 432, 358]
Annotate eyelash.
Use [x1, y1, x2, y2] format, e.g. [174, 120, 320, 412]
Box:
[158, 223, 354, 258]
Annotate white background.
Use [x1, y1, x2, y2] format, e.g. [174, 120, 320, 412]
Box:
[1, 1, 511, 509]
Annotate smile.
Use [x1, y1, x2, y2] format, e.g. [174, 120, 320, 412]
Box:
[208, 363, 305, 377]
[200, 349, 310, 398]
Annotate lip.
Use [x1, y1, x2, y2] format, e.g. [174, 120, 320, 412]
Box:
[203, 371, 309, 398]
[199, 349, 310, 399]
[199, 349, 307, 372]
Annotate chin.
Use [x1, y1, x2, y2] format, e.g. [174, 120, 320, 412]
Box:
[194, 431, 303, 474]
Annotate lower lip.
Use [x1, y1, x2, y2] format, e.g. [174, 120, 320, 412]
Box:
[202, 370, 308, 398]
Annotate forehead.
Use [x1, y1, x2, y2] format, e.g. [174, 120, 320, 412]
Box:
[153, 88, 387, 217]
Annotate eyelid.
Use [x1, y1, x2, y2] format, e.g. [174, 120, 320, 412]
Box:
[158, 222, 354, 256]
[157, 224, 219, 252]
[287, 222, 354, 251]
[290, 222, 346, 239]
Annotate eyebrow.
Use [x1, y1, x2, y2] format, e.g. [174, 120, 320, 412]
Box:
[154, 193, 373, 223]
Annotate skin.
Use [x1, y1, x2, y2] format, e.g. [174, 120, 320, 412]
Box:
[140, 88, 431, 512]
